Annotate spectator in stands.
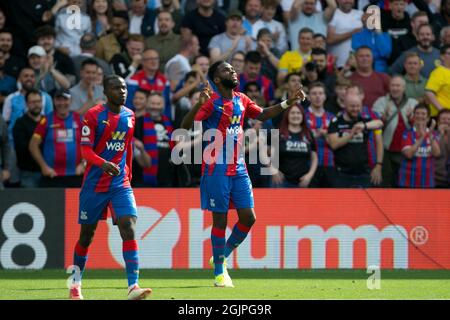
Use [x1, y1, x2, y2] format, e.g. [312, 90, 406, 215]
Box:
[403, 52, 427, 103]
[27, 45, 71, 96]
[147, 0, 183, 36]
[0, 8, 4, 30]
[13, 89, 44, 188]
[96, 10, 129, 62]
[136, 92, 175, 187]
[311, 48, 336, 98]
[255, 28, 280, 82]
[313, 33, 336, 75]
[69, 59, 104, 115]
[231, 51, 246, 76]
[242, 0, 263, 37]
[29, 88, 84, 188]
[398, 103, 440, 188]
[325, 76, 351, 115]
[0, 29, 26, 79]
[373, 75, 418, 187]
[432, 0, 450, 39]
[239, 51, 275, 106]
[128, 0, 154, 36]
[290, 0, 336, 51]
[327, 91, 383, 188]
[129, 88, 152, 187]
[110, 34, 145, 79]
[72, 32, 112, 82]
[277, 27, 314, 86]
[390, 23, 440, 78]
[126, 49, 172, 117]
[35, 25, 77, 85]
[273, 72, 303, 128]
[348, 46, 390, 109]
[209, 10, 254, 64]
[244, 118, 271, 187]
[305, 82, 336, 187]
[145, 11, 181, 73]
[327, 0, 363, 68]
[351, 8, 392, 73]
[441, 26, 450, 47]
[165, 35, 200, 90]
[244, 81, 267, 109]
[54, 0, 92, 57]
[301, 61, 319, 89]
[435, 109, 450, 187]
[193, 55, 210, 79]
[381, 0, 410, 40]
[88, 0, 114, 37]
[0, 50, 17, 111]
[3, 67, 53, 144]
[0, 115, 10, 190]
[425, 44, 450, 118]
[271, 104, 318, 188]
[252, 0, 288, 54]
[391, 11, 429, 64]
[181, 0, 226, 55]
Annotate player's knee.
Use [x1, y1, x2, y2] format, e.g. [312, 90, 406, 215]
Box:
[79, 232, 95, 248]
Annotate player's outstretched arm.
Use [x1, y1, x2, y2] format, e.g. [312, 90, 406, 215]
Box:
[180, 83, 212, 130]
[257, 86, 306, 122]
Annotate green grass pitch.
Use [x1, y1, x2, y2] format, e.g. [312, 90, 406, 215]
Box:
[1, 269, 450, 300]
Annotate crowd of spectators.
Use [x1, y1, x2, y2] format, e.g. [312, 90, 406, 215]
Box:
[0, 0, 449, 190]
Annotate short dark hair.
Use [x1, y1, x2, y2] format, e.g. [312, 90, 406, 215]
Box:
[313, 33, 326, 40]
[298, 27, 314, 37]
[417, 23, 433, 34]
[440, 44, 450, 55]
[411, 10, 428, 22]
[245, 51, 262, 64]
[355, 46, 373, 54]
[208, 60, 225, 81]
[81, 58, 99, 69]
[134, 88, 149, 97]
[414, 103, 431, 117]
[35, 25, 56, 40]
[25, 88, 41, 102]
[244, 81, 261, 93]
[103, 75, 123, 89]
[308, 81, 326, 92]
[285, 72, 302, 83]
[437, 108, 450, 122]
[256, 28, 272, 41]
[113, 10, 129, 22]
[184, 70, 198, 82]
[311, 48, 327, 56]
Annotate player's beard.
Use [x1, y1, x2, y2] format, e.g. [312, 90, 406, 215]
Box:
[221, 78, 238, 89]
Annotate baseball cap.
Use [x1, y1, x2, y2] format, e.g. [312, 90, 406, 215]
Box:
[54, 88, 71, 99]
[28, 46, 46, 57]
[227, 10, 243, 20]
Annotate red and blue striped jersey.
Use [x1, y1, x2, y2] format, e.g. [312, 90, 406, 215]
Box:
[80, 104, 135, 192]
[305, 108, 335, 167]
[398, 128, 438, 188]
[194, 91, 263, 176]
[33, 111, 82, 176]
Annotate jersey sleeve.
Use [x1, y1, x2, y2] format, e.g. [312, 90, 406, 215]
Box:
[425, 68, 443, 93]
[33, 116, 48, 140]
[80, 110, 97, 146]
[401, 130, 413, 151]
[327, 117, 339, 134]
[242, 94, 263, 119]
[194, 99, 215, 121]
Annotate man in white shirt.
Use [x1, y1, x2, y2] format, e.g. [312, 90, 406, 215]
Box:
[165, 35, 200, 90]
[289, 0, 336, 51]
[326, 0, 363, 68]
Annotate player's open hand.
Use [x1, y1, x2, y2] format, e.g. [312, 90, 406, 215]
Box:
[102, 161, 120, 176]
[286, 85, 307, 106]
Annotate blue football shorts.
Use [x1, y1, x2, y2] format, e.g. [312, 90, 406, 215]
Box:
[78, 187, 137, 224]
[200, 174, 254, 213]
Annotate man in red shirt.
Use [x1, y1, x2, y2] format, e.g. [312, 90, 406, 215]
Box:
[348, 46, 390, 109]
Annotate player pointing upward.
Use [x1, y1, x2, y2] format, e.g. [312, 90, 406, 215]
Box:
[69, 75, 151, 300]
[181, 61, 306, 287]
